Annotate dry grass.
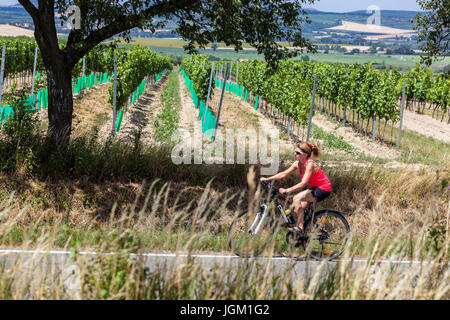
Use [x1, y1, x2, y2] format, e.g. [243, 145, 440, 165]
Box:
[72, 84, 112, 138]
[0, 160, 448, 253]
[208, 88, 260, 130]
[0, 173, 448, 299]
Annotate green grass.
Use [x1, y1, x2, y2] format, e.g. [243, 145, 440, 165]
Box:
[311, 124, 355, 152]
[93, 112, 109, 129]
[154, 71, 181, 141]
[399, 129, 450, 166]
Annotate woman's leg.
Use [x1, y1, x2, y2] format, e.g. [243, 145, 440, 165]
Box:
[293, 190, 317, 230]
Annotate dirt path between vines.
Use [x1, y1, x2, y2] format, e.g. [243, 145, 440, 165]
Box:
[177, 71, 202, 136]
[97, 74, 169, 146]
[311, 113, 401, 160]
[401, 110, 450, 143]
[34, 83, 112, 137]
[207, 88, 295, 155]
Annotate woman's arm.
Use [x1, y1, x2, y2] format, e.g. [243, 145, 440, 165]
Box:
[260, 161, 298, 182]
[281, 161, 314, 193]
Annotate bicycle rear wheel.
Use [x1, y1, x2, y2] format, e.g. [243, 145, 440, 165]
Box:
[227, 205, 275, 257]
[302, 210, 350, 260]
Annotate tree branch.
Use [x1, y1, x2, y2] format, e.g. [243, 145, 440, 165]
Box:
[67, 0, 200, 61]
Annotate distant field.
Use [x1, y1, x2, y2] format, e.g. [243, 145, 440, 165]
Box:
[120, 37, 348, 49]
[327, 20, 415, 36]
[0, 24, 33, 37]
[121, 40, 450, 72]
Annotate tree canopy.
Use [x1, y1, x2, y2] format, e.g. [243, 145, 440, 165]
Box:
[413, 0, 450, 66]
[20, 0, 317, 69]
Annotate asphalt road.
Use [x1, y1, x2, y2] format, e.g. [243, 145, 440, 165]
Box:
[0, 249, 441, 299]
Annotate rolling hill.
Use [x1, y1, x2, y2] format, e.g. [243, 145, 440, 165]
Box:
[0, 5, 421, 38]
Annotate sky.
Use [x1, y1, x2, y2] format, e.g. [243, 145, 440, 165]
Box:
[307, 0, 422, 12]
[1, 0, 423, 12]
[0, 0, 19, 6]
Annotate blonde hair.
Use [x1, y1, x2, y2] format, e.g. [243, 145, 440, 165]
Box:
[297, 142, 320, 160]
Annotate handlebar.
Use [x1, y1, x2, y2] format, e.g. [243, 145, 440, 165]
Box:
[260, 181, 289, 203]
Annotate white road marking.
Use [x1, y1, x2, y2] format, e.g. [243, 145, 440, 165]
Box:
[0, 248, 441, 265]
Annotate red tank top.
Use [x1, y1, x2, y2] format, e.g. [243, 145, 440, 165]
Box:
[298, 159, 332, 192]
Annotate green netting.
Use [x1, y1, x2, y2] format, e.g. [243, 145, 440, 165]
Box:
[181, 69, 217, 141]
[115, 109, 124, 132]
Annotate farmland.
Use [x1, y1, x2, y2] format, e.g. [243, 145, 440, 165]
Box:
[117, 38, 450, 72]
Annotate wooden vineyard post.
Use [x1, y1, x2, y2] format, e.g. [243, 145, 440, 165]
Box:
[372, 116, 376, 141]
[31, 47, 38, 97]
[397, 80, 406, 149]
[236, 60, 239, 86]
[287, 116, 291, 137]
[0, 46, 5, 108]
[272, 105, 275, 124]
[213, 62, 230, 141]
[306, 74, 318, 142]
[112, 54, 118, 134]
[204, 61, 215, 123]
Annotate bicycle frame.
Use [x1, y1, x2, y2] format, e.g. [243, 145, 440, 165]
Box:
[248, 203, 296, 236]
[249, 182, 319, 236]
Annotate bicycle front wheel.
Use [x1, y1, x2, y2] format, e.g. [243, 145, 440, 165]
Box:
[302, 210, 350, 260]
[227, 205, 275, 257]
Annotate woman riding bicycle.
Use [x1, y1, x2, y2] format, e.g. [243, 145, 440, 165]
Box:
[260, 142, 332, 235]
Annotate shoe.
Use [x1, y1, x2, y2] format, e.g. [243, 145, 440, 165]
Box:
[288, 226, 304, 235]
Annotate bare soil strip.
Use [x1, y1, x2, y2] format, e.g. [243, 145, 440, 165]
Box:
[177, 71, 203, 135]
[207, 88, 295, 155]
[72, 84, 112, 138]
[401, 110, 450, 144]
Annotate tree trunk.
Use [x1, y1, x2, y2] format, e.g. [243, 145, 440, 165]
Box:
[447, 104, 450, 124]
[390, 120, 394, 144]
[432, 104, 438, 118]
[46, 66, 74, 146]
[357, 112, 360, 133]
[344, 106, 347, 125]
[352, 109, 355, 127]
[365, 118, 370, 136]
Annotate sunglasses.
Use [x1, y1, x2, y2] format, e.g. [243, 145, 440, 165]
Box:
[295, 151, 305, 156]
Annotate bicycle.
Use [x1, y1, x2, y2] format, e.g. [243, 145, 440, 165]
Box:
[227, 181, 350, 260]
